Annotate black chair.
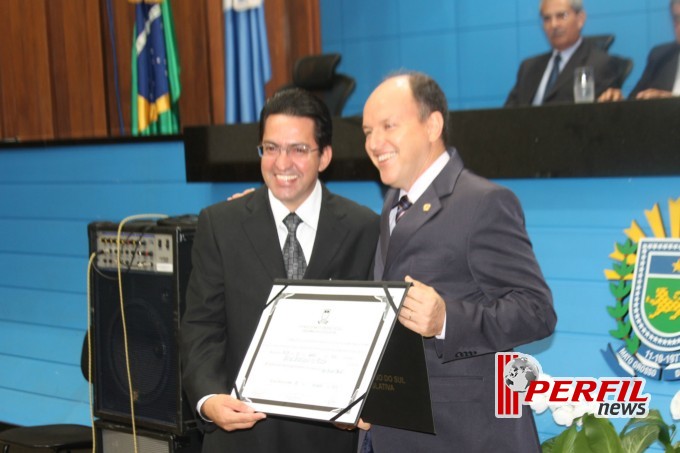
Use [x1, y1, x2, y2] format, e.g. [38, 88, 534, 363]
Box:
[285, 53, 356, 116]
[584, 34, 615, 51]
[0, 336, 93, 452]
[611, 55, 634, 87]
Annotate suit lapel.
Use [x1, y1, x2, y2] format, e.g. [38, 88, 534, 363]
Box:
[528, 53, 552, 102]
[305, 186, 349, 279]
[243, 188, 286, 281]
[382, 150, 465, 275]
[379, 189, 399, 270]
[659, 46, 680, 89]
[547, 40, 588, 100]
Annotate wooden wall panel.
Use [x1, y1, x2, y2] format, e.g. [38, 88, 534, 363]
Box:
[0, 0, 54, 141]
[100, 0, 134, 136]
[46, 0, 108, 139]
[0, 0, 320, 140]
[264, 0, 322, 97]
[206, 0, 226, 124]
[288, 0, 321, 63]
[173, 0, 213, 128]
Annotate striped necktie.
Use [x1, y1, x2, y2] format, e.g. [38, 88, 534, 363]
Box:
[394, 195, 412, 223]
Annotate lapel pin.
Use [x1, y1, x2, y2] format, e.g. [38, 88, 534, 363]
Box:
[423, 203, 431, 212]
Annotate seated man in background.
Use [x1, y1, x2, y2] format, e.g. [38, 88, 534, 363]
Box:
[505, 0, 621, 106]
[600, 0, 680, 101]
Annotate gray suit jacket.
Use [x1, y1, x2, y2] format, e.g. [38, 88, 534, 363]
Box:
[505, 39, 620, 106]
[370, 150, 556, 452]
[629, 42, 680, 99]
[180, 185, 379, 453]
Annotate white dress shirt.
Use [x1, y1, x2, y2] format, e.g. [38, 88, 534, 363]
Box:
[532, 37, 583, 105]
[672, 56, 680, 95]
[197, 180, 323, 419]
[268, 179, 322, 263]
[389, 151, 450, 234]
[390, 150, 450, 338]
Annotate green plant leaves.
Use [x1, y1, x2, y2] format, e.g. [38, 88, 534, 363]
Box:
[620, 425, 660, 453]
[548, 424, 578, 453]
[542, 410, 679, 453]
[582, 415, 625, 453]
[621, 410, 676, 449]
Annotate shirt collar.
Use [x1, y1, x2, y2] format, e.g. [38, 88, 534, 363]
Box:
[399, 151, 450, 204]
[554, 37, 583, 65]
[268, 180, 322, 231]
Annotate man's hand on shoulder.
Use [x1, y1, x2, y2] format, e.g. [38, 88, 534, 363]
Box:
[227, 187, 256, 201]
[202, 394, 266, 432]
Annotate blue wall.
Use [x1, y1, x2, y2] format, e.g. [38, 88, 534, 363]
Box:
[320, 0, 675, 114]
[1, 143, 678, 450]
[0, 142, 380, 427]
[1, 1, 679, 447]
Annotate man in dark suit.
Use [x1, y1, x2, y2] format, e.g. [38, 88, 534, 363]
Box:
[180, 88, 379, 453]
[601, 0, 680, 101]
[361, 72, 557, 451]
[505, 0, 620, 106]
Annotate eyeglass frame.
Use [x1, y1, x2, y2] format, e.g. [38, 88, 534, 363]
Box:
[540, 10, 575, 24]
[257, 142, 320, 159]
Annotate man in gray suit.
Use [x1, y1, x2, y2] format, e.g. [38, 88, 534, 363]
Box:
[180, 88, 379, 452]
[360, 72, 557, 452]
[600, 0, 680, 101]
[505, 0, 620, 106]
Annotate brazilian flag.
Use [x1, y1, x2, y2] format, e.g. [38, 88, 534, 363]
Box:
[131, 0, 181, 135]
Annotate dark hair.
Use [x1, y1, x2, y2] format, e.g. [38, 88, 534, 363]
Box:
[385, 71, 449, 146]
[258, 88, 332, 152]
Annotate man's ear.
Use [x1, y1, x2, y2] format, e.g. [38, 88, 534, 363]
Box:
[577, 10, 586, 29]
[427, 111, 444, 143]
[318, 146, 333, 172]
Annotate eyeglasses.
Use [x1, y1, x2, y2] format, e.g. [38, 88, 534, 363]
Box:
[541, 10, 572, 24]
[257, 143, 319, 159]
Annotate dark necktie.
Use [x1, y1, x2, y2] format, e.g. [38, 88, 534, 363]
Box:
[283, 213, 306, 279]
[394, 195, 412, 223]
[543, 53, 561, 101]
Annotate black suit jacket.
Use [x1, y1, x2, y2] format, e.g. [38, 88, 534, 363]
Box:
[505, 39, 620, 106]
[370, 151, 556, 452]
[180, 185, 379, 453]
[629, 42, 680, 99]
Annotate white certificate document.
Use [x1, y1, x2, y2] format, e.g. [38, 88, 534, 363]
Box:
[232, 280, 409, 425]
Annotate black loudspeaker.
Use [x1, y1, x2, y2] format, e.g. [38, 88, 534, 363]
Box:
[95, 420, 201, 453]
[88, 216, 198, 435]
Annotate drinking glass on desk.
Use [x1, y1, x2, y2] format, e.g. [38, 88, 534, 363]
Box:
[574, 66, 595, 103]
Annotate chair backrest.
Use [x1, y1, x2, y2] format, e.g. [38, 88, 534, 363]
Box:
[611, 55, 634, 87]
[289, 53, 356, 116]
[584, 34, 615, 51]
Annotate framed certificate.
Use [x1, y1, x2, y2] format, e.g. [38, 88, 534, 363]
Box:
[231, 279, 410, 425]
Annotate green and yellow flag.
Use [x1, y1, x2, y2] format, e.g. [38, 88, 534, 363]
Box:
[130, 0, 181, 135]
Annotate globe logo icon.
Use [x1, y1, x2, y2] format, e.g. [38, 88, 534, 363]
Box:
[503, 356, 540, 393]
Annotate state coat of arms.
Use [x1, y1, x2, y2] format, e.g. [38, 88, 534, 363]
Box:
[603, 198, 680, 381]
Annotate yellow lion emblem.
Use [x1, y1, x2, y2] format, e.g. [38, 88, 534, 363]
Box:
[646, 287, 680, 320]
